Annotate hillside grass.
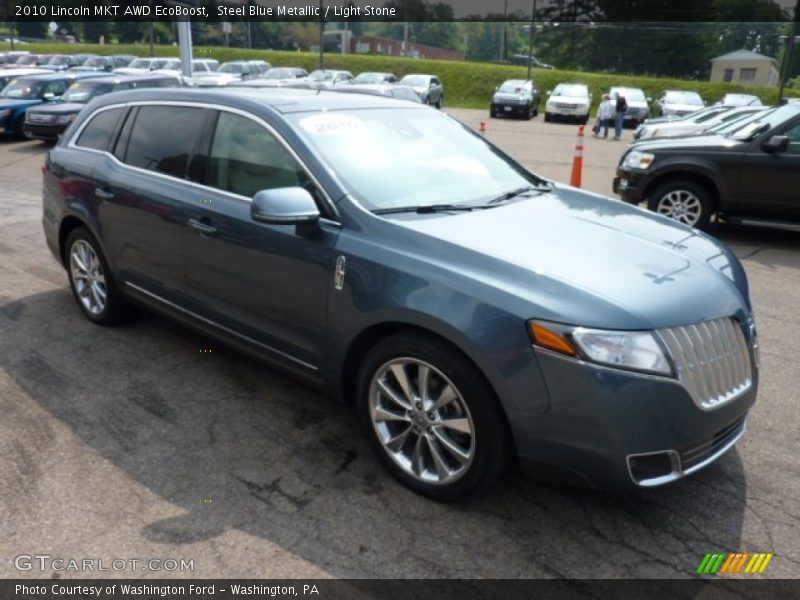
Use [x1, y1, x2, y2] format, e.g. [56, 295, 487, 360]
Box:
[9, 41, 799, 110]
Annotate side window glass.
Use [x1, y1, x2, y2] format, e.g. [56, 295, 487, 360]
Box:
[123, 105, 204, 179]
[75, 107, 125, 152]
[206, 112, 306, 198]
[784, 123, 800, 151]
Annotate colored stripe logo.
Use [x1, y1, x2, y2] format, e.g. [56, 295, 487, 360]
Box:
[697, 553, 773, 574]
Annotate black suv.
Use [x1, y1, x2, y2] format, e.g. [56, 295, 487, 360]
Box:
[614, 103, 800, 230]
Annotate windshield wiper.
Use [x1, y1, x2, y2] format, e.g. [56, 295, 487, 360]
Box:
[373, 203, 496, 215]
[488, 185, 549, 204]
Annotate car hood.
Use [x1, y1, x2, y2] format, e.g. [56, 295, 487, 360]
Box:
[493, 92, 529, 101]
[626, 100, 648, 110]
[630, 134, 746, 153]
[548, 97, 589, 105]
[389, 187, 748, 329]
[27, 102, 85, 115]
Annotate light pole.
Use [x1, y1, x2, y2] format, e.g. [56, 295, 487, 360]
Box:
[319, 0, 324, 70]
[527, 0, 537, 79]
[778, 35, 800, 104]
[500, 0, 508, 61]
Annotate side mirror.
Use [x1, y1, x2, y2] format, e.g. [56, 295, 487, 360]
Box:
[251, 187, 321, 233]
[763, 135, 789, 153]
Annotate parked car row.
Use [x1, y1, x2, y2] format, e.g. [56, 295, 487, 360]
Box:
[615, 101, 800, 232]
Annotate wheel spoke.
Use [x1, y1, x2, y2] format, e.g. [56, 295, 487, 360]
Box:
[372, 405, 410, 424]
[430, 383, 458, 411]
[438, 417, 471, 435]
[410, 434, 425, 476]
[385, 424, 413, 453]
[389, 363, 414, 404]
[90, 284, 103, 311]
[377, 379, 413, 411]
[72, 253, 89, 273]
[418, 364, 431, 405]
[425, 435, 453, 481]
[432, 428, 470, 464]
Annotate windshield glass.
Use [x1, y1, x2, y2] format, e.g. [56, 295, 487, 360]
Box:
[400, 75, 429, 87]
[552, 84, 588, 98]
[707, 109, 769, 135]
[220, 63, 244, 74]
[612, 88, 646, 101]
[308, 70, 334, 81]
[354, 73, 387, 83]
[128, 59, 151, 69]
[264, 68, 294, 79]
[60, 82, 113, 103]
[0, 80, 43, 99]
[729, 105, 796, 140]
[83, 57, 106, 67]
[15, 56, 38, 65]
[499, 80, 527, 93]
[46, 56, 69, 65]
[664, 91, 704, 106]
[160, 59, 180, 70]
[289, 109, 536, 211]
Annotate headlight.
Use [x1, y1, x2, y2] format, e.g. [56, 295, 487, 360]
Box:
[528, 321, 673, 376]
[56, 114, 77, 124]
[622, 150, 655, 170]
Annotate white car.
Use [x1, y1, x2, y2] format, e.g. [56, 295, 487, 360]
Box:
[544, 83, 591, 123]
[636, 105, 764, 140]
[113, 57, 164, 75]
[609, 86, 650, 126]
[656, 90, 705, 117]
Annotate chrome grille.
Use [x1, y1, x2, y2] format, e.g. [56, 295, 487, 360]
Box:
[658, 318, 752, 410]
[26, 112, 54, 124]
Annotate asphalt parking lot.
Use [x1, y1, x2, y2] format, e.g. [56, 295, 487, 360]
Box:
[1, 109, 799, 579]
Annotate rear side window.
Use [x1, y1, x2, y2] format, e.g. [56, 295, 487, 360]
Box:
[123, 105, 204, 179]
[75, 107, 125, 151]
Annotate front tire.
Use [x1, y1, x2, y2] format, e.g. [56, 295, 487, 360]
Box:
[647, 179, 713, 229]
[544, 112, 552, 122]
[66, 227, 133, 325]
[357, 332, 512, 501]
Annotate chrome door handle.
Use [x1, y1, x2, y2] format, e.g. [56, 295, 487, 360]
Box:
[94, 188, 114, 201]
[187, 218, 217, 236]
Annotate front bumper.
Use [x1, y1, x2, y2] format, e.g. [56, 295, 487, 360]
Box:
[612, 167, 650, 203]
[23, 121, 67, 141]
[491, 102, 531, 117]
[546, 106, 589, 119]
[511, 347, 757, 489]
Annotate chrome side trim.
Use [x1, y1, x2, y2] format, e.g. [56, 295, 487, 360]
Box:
[66, 100, 340, 221]
[627, 420, 746, 487]
[124, 281, 318, 371]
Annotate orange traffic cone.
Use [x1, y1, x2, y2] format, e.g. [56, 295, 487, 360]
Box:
[479, 120, 487, 135]
[569, 125, 585, 188]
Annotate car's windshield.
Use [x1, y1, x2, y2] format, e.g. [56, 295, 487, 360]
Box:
[723, 94, 761, 106]
[354, 73, 387, 83]
[83, 57, 106, 67]
[691, 107, 730, 123]
[499, 81, 528, 93]
[219, 63, 245, 74]
[264, 68, 296, 79]
[0, 79, 43, 99]
[46, 56, 69, 65]
[308, 70, 334, 81]
[400, 75, 429, 87]
[60, 82, 113, 103]
[729, 105, 796, 140]
[665, 91, 704, 106]
[15, 56, 38, 65]
[706, 109, 768, 135]
[612, 88, 646, 102]
[128, 59, 151, 69]
[160, 59, 181, 70]
[289, 109, 537, 211]
[552, 84, 588, 98]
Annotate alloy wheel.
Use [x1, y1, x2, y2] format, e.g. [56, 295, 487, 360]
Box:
[70, 239, 107, 315]
[656, 190, 703, 226]
[368, 358, 476, 485]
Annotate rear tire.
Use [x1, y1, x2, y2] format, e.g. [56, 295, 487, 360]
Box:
[65, 227, 133, 325]
[357, 332, 512, 501]
[647, 179, 713, 230]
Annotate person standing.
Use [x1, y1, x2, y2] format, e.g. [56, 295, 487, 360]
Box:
[614, 92, 628, 140]
[599, 94, 615, 139]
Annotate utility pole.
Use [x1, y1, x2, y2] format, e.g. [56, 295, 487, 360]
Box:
[500, 0, 508, 61]
[319, 0, 324, 70]
[777, 34, 800, 104]
[527, 0, 537, 79]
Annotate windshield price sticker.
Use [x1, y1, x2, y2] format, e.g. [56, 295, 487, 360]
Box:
[299, 114, 365, 136]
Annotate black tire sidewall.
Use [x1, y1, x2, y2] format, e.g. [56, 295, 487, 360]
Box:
[356, 332, 511, 501]
[648, 180, 712, 230]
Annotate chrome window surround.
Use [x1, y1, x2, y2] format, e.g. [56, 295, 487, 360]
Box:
[65, 100, 341, 224]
